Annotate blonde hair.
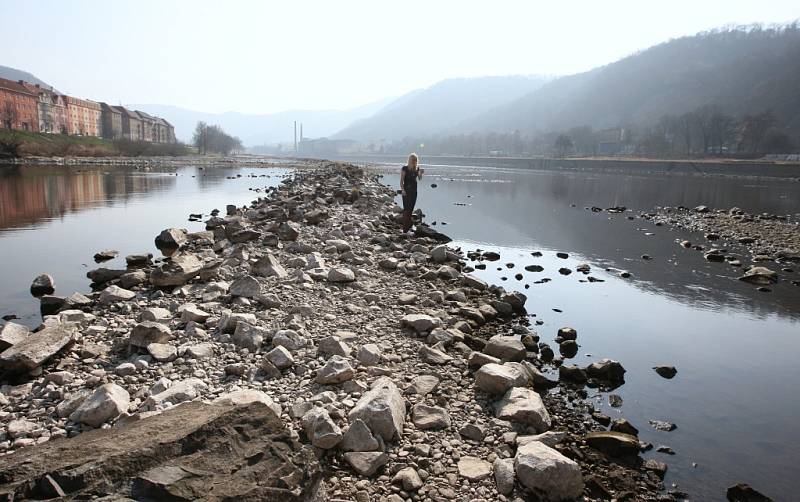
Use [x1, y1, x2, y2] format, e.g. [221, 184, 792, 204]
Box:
[407, 153, 418, 169]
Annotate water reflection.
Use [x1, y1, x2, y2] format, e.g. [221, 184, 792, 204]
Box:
[0, 165, 177, 231]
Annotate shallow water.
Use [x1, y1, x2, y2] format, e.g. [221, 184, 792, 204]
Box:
[0, 163, 292, 326]
[1, 160, 799, 500]
[374, 162, 800, 500]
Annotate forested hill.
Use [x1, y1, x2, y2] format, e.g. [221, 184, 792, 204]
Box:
[455, 25, 800, 135]
[332, 75, 550, 142]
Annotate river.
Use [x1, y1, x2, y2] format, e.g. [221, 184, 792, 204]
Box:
[1, 159, 799, 500]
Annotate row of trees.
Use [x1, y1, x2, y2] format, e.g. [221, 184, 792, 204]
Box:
[381, 106, 795, 158]
[192, 121, 243, 155]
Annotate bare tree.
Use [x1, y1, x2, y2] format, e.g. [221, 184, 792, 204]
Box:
[708, 109, 734, 154]
[2, 102, 18, 130]
[677, 113, 694, 155]
[739, 110, 776, 153]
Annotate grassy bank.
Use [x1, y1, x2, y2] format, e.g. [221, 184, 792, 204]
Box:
[0, 129, 189, 158]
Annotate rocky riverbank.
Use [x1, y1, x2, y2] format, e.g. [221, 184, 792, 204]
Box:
[0, 161, 674, 500]
[643, 205, 800, 290]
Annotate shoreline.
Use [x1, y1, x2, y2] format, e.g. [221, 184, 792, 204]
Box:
[1, 160, 678, 500]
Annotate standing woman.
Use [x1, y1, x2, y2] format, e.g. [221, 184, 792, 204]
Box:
[400, 153, 423, 232]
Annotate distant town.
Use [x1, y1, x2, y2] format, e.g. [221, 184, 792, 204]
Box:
[0, 77, 175, 144]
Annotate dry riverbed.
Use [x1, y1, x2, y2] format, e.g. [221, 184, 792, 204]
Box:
[0, 161, 696, 500]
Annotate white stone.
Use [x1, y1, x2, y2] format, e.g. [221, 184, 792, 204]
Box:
[514, 440, 584, 501]
[69, 383, 130, 427]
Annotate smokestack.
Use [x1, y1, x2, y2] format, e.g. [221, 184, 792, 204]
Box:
[294, 121, 297, 153]
[300, 123, 303, 141]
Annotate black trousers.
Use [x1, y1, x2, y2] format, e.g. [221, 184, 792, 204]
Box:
[402, 188, 418, 213]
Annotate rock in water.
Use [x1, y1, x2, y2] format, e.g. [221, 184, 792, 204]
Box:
[584, 431, 640, 457]
[738, 267, 778, 285]
[514, 440, 584, 501]
[348, 376, 405, 441]
[0, 402, 321, 500]
[30, 273, 55, 296]
[69, 383, 130, 427]
[726, 483, 773, 502]
[653, 365, 678, 379]
[0, 324, 76, 374]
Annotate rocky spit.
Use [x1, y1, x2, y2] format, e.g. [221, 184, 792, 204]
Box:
[644, 205, 799, 290]
[0, 161, 677, 501]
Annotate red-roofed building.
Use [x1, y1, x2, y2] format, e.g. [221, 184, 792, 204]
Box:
[0, 78, 39, 132]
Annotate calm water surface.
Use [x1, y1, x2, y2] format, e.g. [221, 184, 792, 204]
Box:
[0, 163, 292, 325]
[1, 160, 799, 500]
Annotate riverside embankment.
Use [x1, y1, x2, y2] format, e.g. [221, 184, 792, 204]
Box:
[0, 161, 677, 501]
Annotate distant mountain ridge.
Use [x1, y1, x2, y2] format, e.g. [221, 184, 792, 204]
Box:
[454, 25, 800, 135]
[332, 75, 551, 141]
[129, 99, 393, 146]
[0, 65, 58, 92]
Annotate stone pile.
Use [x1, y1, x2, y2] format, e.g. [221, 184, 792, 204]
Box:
[0, 161, 671, 501]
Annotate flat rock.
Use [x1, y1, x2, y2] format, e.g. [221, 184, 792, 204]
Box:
[418, 343, 452, 364]
[405, 375, 440, 395]
[0, 402, 321, 500]
[99, 285, 136, 304]
[401, 314, 441, 333]
[328, 267, 355, 283]
[0, 324, 76, 374]
[147, 343, 177, 362]
[229, 275, 262, 298]
[458, 456, 492, 481]
[412, 404, 451, 430]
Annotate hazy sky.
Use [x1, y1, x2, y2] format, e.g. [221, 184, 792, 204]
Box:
[2, 0, 797, 114]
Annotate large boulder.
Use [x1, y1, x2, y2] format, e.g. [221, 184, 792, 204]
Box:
[495, 387, 552, 432]
[150, 253, 202, 287]
[69, 383, 130, 427]
[475, 363, 527, 395]
[348, 377, 405, 441]
[0, 402, 321, 501]
[483, 335, 526, 362]
[154, 228, 187, 256]
[0, 324, 76, 374]
[30, 273, 55, 296]
[515, 440, 584, 501]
